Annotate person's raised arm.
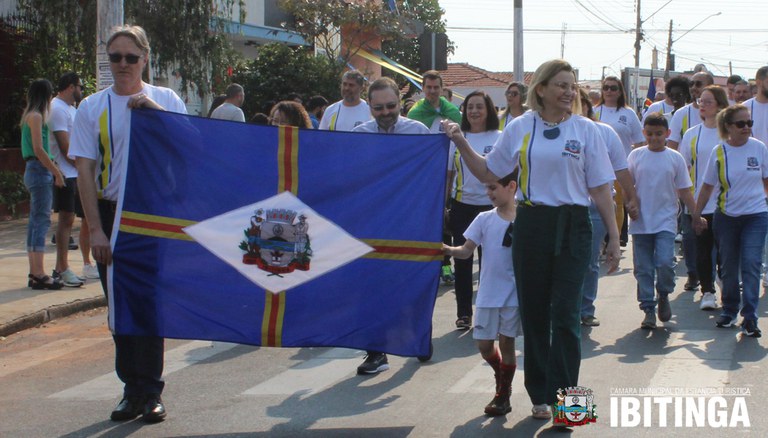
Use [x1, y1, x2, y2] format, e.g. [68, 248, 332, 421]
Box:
[442, 120, 501, 183]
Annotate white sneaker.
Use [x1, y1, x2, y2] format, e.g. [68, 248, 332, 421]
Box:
[58, 268, 84, 287]
[763, 274, 768, 289]
[83, 263, 100, 279]
[675, 233, 683, 243]
[700, 292, 718, 310]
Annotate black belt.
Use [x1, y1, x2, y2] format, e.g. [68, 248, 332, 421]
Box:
[24, 156, 38, 161]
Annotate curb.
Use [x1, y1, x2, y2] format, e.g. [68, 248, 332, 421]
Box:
[0, 295, 107, 338]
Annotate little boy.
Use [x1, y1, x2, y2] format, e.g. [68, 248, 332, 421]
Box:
[628, 113, 698, 329]
[443, 170, 521, 416]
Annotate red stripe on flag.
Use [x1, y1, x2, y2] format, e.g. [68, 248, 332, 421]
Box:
[267, 293, 281, 346]
[283, 128, 293, 192]
[121, 217, 185, 234]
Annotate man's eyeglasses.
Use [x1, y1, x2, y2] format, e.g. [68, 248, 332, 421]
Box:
[602, 85, 620, 92]
[108, 53, 142, 64]
[502, 223, 514, 247]
[728, 119, 754, 128]
[371, 102, 398, 111]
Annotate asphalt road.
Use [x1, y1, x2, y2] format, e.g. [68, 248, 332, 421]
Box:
[1, 248, 767, 437]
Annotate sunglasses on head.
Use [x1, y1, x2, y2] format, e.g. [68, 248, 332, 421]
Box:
[729, 119, 754, 128]
[108, 53, 142, 64]
[371, 102, 398, 111]
[502, 222, 514, 247]
[602, 85, 619, 92]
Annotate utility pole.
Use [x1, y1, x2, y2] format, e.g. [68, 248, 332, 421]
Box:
[97, 0, 123, 91]
[560, 23, 566, 59]
[633, 0, 642, 111]
[513, 0, 524, 82]
[665, 19, 673, 80]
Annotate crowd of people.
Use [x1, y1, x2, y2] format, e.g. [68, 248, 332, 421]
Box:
[17, 22, 768, 426]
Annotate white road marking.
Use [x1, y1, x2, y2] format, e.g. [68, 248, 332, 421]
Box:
[0, 338, 106, 379]
[48, 340, 238, 400]
[243, 348, 363, 397]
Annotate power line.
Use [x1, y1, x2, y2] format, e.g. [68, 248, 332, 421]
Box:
[573, 0, 629, 32]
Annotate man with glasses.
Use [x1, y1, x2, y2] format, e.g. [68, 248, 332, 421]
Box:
[70, 25, 186, 424]
[319, 70, 371, 131]
[667, 71, 713, 150]
[353, 77, 430, 375]
[642, 76, 690, 123]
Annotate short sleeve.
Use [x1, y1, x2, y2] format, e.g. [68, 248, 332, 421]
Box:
[702, 145, 720, 186]
[672, 151, 693, 189]
[600, 124, 628, 171]
[485, 122, 519, 179]
[462, 212, 485, 246]
[668, 109, 685, 143]
[48, 105, 70, 133]
[584, 122, 615, 188]
[628, 110, 645, 144]
[68, 99, 98, 160]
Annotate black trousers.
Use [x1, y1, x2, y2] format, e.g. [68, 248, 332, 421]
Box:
[513, 204, 591, 405]
[97, 200, 165, 398]
[448, 200, 492, 318]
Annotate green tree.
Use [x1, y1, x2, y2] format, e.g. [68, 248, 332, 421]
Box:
[232, 43, 343, 119]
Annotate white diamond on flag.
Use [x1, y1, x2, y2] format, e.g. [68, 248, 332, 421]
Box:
[184, 191, 373, 293]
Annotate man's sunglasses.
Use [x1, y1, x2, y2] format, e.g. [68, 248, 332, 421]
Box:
[502, 223, 514, 247]
[602, 85, 620, 92]
[371, 102, 398, 111]
[108, 53, 142, 64]
[729, 120, 754, 128]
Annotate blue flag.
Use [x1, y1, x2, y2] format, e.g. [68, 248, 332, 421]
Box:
[645, 70, 656, 110]
[110, 110, 448, 357]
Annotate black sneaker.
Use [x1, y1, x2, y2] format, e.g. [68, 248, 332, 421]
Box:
[641, 310, 657, 330]
[684, 274, 699, 291]
[68, 236, 78, 251]
[715, 314, 737, 328]
[657, 294, 672, 322]
[742, 320, 762, 338]
[455, 316, 471, 330]
[357, 353, 389, 375]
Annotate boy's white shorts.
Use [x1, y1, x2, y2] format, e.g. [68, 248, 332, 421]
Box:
[472, 306, 523, 340]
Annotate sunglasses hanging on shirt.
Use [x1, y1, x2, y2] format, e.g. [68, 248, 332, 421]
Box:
[502, 222, 514, 247]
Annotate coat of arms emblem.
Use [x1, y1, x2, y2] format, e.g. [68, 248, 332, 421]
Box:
[240, 208, 312, 275]
[554, 386, 597, 427]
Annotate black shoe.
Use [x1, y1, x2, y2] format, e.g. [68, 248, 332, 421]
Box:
[715, 314, 737, 328]
[357, 352, 389, 375]
[684, 274, 699, 291]
[484, 393, 512, 416]
[110, 396, 144, 421]
[455, 316, 471, 330]
[142, 395, 167, 423]
[657, 294, 672, 322]
[68, 236, 78, 251]
[742, 320, 762, 338]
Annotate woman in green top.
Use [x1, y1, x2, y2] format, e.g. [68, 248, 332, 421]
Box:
[21, 79, 65, 289]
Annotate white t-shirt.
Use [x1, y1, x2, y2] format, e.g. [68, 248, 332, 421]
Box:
[669, 103, 702, 144]
[594, 121, 628, 172]
[743, 98, 768, 145]
[628, 146, 691, 234]
[49, 96, 78, 178]
[678, 124, 720, 215]
[463, 208, 518, 308]
[69, 84, 187, 201]
[594, 105, 645, 156]
[319, 100, 371, 132]
[642, 100, 672, 123]
[448, 130, 499, 205]
[210, 102, 245, 122]
[486, 112, 614, 207]
[352, 116, 429, 135]
[702, 138, 768, 216]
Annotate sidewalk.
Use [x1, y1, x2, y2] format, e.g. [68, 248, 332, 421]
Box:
[0, 214, 105, 337]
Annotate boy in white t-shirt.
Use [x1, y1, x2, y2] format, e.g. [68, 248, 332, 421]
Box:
[628, 114, 698, 329]
[443, 170, 521, 417]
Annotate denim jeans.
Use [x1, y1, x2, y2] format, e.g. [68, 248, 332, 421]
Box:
[681, 213, 697, 276]
[713, 211, 768, 322]
[23, 160, 53, 252]
[633, 231, 676, 311]
[581, 204, 607, 318]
